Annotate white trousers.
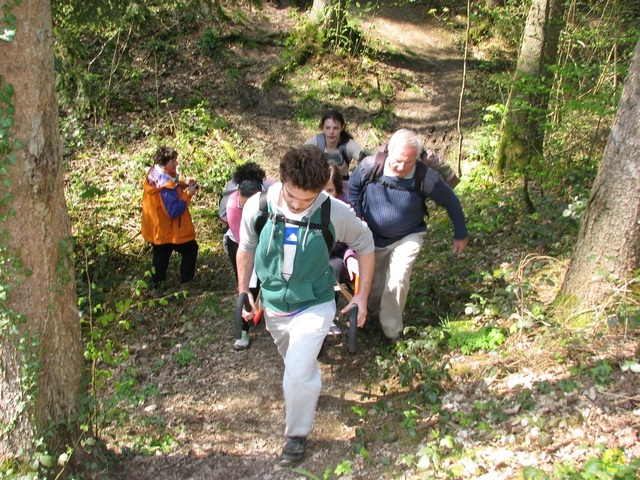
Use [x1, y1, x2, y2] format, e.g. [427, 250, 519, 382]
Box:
[265, 300, 334, 438]
[369, 232, 425, 338]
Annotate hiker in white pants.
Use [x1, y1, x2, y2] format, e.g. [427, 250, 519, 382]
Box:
[237, 145, 374, 466]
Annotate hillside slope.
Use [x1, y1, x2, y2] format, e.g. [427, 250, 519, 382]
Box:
[73, 3, 639, 480]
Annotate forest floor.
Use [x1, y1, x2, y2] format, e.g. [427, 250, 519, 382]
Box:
[80, 2, 640, 479]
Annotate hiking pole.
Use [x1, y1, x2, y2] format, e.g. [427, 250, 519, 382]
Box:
[348, 304, 358, 355]
[234, 291, 263, 341]
[338, 275, 360, 354]
[349, 275, 360, 354]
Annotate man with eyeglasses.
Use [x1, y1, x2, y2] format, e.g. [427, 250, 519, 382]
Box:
[236, 145, 375, 466]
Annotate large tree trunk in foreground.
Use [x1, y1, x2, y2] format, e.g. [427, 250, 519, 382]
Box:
[560, 38, 640, 310]
[0, 0, 82, 459]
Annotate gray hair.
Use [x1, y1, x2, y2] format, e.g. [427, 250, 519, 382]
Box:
[388, 129, 423, 156]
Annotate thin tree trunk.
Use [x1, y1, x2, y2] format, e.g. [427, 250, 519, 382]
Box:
[456, 0, 471, 177]
[311, 0, 330, 23]
[485, 0, 504, 8]
[495, 0, 565, 213]
[496, 0, 549, 174]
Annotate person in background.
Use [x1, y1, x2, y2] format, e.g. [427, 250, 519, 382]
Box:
[219, 161, 272, 234]
[323, 162, 349, 203]
[223, 162, 273, 350]
[223, 162, 271, 276]
[348, 129, 468, 344]
[237, 145, 374, 466]
[142, 146, 199, 290]
[304, 109, 363, 179]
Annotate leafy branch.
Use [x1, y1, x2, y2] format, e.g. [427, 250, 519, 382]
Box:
[1, 0, 22, 42]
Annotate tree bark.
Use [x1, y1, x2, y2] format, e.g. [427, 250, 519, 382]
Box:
[495, 0, 565, 212]
[0, 0, 83, 459]
[310, 0, 330, 23]
[560, 38, 640, 310]
[496, 0, 565, 169]
[484, 0, 504, 8]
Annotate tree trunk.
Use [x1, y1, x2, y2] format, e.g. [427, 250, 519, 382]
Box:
[0, 0, 83, 460]
[311, 0, 330, 23]
[496, 0, 565, 176]
[484, 0, 504, 8]
[560, 38, 640, 310]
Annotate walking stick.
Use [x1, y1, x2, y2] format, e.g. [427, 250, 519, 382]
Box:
[338, 275, 360, 355]
[234, 292, 263, 341]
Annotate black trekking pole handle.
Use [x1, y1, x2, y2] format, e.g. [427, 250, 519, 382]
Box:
[235, 292, 250, 341]
[348, 304, 358, 355]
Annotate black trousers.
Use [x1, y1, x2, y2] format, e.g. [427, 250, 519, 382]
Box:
[151, 239, 199, 285]
[224, 234, 239, 278]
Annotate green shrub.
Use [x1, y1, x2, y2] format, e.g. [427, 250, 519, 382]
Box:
[198, 28, 225, 58]
[445, 322, 506, 354]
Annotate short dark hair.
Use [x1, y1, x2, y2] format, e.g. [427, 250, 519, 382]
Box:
[238, 179, 262, 199]
[280, 145, 330, 192]
[328, 163, 343, 196]
[233, 162, 266, 184]
[319, 109, 354, 145]
[154, 146, 178, 166]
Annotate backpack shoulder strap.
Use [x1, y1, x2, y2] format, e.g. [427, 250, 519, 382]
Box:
[319, 197, 333, 253]
[414, 161, 428, 218]
[291, 197, 333, 253]
[417, 163, 441, 197]
[355, 152, 386, 207]
[316, 133, 325, 152]
[371, 152, 386, 180]
[414, 161, 440, 219]
[363, 152, 386, 185]
[339, 144, 350, 167]
[254, 191, 270, 235]
[414, 161, 428, 198]
[254, 192, 333, 253]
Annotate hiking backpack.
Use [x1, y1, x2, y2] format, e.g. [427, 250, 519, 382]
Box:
[356, 151, 434, 217]
[254, 191, 334, 253]
[420, 149, 460, 189]
[316, 133, 351, 178]
[219, 179, 270, 224]
[218, 179, 238, 224]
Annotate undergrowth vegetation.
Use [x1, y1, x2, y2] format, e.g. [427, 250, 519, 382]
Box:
[5, 0, 637, 478]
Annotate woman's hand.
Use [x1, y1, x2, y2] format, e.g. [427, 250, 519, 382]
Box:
[345, 256, 359, 281]
[186, 178, 199, 196]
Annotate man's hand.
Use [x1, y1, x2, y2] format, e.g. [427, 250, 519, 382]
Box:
[241, 291, 258, 322]
[341, 250, 374, 328]
[453, 237, 468, 254]
[341, 293, 368, 328]
[237, 249, 257, 321]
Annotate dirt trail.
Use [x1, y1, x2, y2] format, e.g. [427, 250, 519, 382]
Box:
[228, 3, 466, 174]
[105, 4, 467, 479]
[363, 6, 464, 132]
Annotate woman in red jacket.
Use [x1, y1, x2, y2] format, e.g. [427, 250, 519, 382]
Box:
[142, 147, 199, 288]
